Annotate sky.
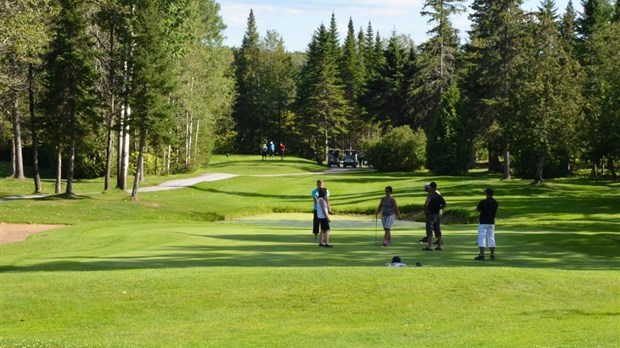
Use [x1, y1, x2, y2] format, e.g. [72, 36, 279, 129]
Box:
[217, 0, 582, 52]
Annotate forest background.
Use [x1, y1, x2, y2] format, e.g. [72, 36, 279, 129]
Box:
[1, 0, 619, 199]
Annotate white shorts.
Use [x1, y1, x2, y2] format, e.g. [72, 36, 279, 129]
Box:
[382, 214, 395, 229]
[477, 224, 496, 248]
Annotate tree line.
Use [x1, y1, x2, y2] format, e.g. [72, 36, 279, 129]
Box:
[233, 0, 619, 182]
[1, 0, 618, 199]
[1, 0, 235, 199]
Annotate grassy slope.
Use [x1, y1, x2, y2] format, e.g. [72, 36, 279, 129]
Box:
[0, 156, 619, 347]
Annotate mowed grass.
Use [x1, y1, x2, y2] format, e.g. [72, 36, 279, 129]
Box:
[1, 155, 619, 347]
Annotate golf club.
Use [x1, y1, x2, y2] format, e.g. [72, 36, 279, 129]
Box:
[374, 213, 378, 246]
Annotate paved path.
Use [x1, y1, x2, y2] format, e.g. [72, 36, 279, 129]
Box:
[138, 173, 239, 192]
[1, 167, 373, 200]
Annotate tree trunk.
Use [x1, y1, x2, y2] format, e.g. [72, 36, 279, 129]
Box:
[502, 143, 511, 180]
[65, 138, 76, 196]
[11, 95, 25, 179]
[28, 65, 42, 193]
[533, 153, 545, 185]
[55, 147, 62, 194]
[608, 157, 617, 179]
[104, 12, 116, 191]
[116, 103, 130, 190]
[131, 127, 147, 200]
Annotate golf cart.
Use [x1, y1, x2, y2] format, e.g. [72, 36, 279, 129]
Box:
[328, 148, 341, 167]
[342, 149, 358, 168]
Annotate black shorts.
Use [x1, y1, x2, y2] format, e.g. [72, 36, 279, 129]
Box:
[319, 218, 330, 231]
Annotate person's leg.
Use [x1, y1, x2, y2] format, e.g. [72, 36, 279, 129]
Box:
[324, 229, 331, 246]
[434, 217, 442, 249]
[313, 210, 319, 240]
[424, 215, 434, 249]
[487, 224, 496, 259]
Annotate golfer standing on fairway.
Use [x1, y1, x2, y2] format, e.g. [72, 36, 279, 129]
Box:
[312, 179, 331, 242]
[316, 188, 333, 247]
[423, 182, 446, 251]
[376, 186, 401, 247]
[475, 188, 499, 260]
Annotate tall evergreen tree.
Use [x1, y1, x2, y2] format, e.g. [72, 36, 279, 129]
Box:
[426, 83, 469, 174]
[296, 24, 350, 160]
[462, 0, 525, 177]
[40, 0, 100, 196]
[232, 10, 262, 153]
[511, 0, 583, 183]
[409, 0, 465, 133]
[576, 0, 615, 175]
[258, 30, 297, 148]
[339, 18, 365, 148]
[129, 0, 178, 199]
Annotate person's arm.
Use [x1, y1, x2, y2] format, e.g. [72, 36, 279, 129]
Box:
[394, 198, 401, 219]
[320, 199, 330, 221]
[376, 197, 383, 215]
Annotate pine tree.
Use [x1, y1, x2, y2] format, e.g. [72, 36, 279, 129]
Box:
[511, 0, 584, 183]
[409, 0, 465, 133]
[462, 0, 525, 177]
[296, 24, 350, 160]
[232, 10, 262, 153]
[129, 0, 178, 199]
[258, 30, 297, 149]
[426, 83, 469, 174]
[40, 0, 100, 196]
[576, 0, 615, 175]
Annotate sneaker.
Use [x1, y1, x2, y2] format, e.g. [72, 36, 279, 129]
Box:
[435, 247, 442, 251]
[490, 255, 496, 260]
[319, 243, 325, 247]
[324, 244, 333, 248]
[422, 247, 433, 251]
[419, 237, 429, 243]
[382, 243, 388, 247]
[474, 255, 485, 261]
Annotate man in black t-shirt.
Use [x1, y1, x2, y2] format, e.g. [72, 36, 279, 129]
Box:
[423, 182, 447, 251]
[475, 188, 499, 261]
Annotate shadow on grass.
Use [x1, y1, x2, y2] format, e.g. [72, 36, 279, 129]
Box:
[1, 226, 618, 272]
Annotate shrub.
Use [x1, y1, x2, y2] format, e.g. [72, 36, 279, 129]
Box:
[364, 126, 426, 172]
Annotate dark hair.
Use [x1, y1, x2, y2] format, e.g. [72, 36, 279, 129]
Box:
[318, 187, 327, 198]
[391, 256, 401, 263]
[429, 182, 437, 188]
[485, 188, 494, 196]
[385, 186, 393, 193]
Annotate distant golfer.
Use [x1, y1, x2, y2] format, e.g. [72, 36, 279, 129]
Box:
[423, 182, 446, 251]
[475, 188, 499, 261]
[376, 186, 401, 247]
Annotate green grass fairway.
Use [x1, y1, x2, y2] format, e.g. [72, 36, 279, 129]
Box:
[1, 156, 619, 347]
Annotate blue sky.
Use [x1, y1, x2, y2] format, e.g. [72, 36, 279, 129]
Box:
[217, 0, 582, 52]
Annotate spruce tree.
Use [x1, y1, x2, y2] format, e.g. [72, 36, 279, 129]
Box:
[296, 24, 350, 160]
[462, 0, 525, 177]
[511, 0, 584, 183]
[129, 0, 178, 199]
[232, 10, 262, 153]
[40, 0, 100, 196]
[409, 0, 465, 133]
[426, 83, 469, 174]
